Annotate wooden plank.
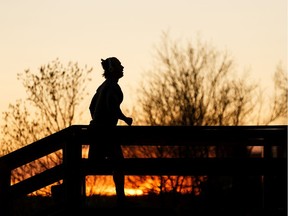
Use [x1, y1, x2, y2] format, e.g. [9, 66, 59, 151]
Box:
[81, 158, 286, 176]
[79, 125, 287, 146]
[9, 164, 64, 198]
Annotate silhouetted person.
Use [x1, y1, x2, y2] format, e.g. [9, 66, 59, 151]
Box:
[88, 57, 133, 206]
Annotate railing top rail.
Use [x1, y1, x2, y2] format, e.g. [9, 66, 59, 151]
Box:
[0, 126, 74, 169]
[74, 124, 288, 145]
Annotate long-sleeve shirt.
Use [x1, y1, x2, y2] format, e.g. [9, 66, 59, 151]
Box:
[89, 79, 125, 127]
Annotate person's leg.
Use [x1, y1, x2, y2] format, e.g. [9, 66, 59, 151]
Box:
[113, 169, 126, 204]
[112, 145, 127, 205]
[88, 125, 109, 159]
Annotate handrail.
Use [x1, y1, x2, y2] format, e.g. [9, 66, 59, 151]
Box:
[0, 126, 73, 170]
[0, 125, 286, 215]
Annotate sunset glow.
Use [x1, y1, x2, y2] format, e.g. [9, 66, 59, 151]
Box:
[85, 185, 144, 196]
[0, 3, 286, 214]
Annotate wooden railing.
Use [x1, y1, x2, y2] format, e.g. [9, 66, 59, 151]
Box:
[0, 125, 286, 215]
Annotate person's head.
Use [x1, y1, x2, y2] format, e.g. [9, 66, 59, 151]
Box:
[101, 57, 124, 79]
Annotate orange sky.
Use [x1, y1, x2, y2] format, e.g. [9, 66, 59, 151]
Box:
[0, 0, 286, 124]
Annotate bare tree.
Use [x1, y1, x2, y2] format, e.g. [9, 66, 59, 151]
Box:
[264, 63, 287, 124]
[1, 58, 93, 195]
[128, 32, 287, 199]
[136, 32, 259, 126]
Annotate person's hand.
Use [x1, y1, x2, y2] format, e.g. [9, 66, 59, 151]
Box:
[125, 117, 133, 126]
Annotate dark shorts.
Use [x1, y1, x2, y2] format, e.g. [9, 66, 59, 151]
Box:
[87, 124, 124, 160]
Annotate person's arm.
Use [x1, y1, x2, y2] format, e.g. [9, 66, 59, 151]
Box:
[118, 112, 133, 126]
[114, 101, 133, 126]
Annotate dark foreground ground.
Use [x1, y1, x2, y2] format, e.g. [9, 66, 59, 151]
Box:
[9, 194, 286, 216]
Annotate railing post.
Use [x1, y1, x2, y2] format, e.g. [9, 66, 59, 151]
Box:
[263, 138, 271, 210]
[63, 127, 85, 212]
[0, 163, 11, 216]
[263, 137, 286, 211]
